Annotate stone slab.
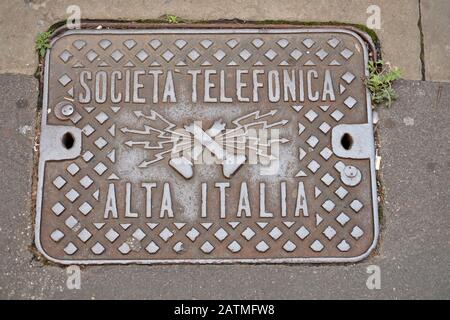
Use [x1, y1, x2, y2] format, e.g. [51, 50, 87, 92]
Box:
[1, 0, 421, 79]
[1, 75, 449, 298]
[421, 0, 450, 82]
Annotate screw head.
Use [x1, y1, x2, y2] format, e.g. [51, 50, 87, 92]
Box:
[61, 104, 74, 116]
[340, 165, 362, 187]
[344, 165, 358, 178]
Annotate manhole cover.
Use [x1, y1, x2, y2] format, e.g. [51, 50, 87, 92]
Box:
[35, 27, 378, 264]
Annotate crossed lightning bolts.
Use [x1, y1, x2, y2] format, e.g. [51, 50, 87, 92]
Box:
[120, 109, 290, 179]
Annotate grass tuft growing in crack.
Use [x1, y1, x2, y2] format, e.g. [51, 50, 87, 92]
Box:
[366, 60, 402, 108]
[35, 31, 52, 57]
[166, 14, 179, 24]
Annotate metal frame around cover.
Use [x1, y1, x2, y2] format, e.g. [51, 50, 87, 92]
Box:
[35, 27, 379, 265]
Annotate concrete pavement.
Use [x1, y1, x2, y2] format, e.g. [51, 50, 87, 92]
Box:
[4, 0, 446, 81]
[0, 75, 448, 299]
[0, 0, 449, 299]
[421, 0, 450, 82]
[0, 0, 425, 79]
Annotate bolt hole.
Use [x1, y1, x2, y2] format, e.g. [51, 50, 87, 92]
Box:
[61, 132, 75, 149]
[341, 133, 353, 150]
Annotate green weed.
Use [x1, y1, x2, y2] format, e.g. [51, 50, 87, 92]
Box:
[166, 14, 179, 24]
[366, 60, 402, 108]
[35, 31, 52, 57]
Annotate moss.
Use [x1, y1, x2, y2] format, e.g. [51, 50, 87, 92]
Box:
[178, 18, 380, 44]
[47, 20, 67, 34]
[134, 18, 167, 24]
[44, 18, 379, 45]
[251, 20, 379, 43]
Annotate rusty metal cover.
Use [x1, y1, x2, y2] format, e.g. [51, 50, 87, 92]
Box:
[35, 27, 378, 264]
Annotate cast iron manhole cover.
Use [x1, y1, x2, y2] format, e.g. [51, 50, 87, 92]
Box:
[35, 27, 378, 264]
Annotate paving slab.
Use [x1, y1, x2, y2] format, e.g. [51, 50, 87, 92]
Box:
[421, 0, 450, 82]
[0, 74, 449, 299]
[2, 0, 421, 79]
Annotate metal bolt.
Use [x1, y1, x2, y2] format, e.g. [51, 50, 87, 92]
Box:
[340, 165, 362, 187]
[61, 104, 74, 116]
[344, 166, 358, 178]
